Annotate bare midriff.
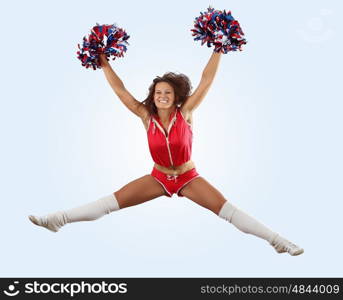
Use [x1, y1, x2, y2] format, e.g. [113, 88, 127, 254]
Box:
[154, 160, 196, 176]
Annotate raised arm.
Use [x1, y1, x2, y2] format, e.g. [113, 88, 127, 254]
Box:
[182, 51, 222, 113]
[99, 54, 148, 119]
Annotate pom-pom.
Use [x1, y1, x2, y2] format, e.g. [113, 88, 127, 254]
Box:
[77, 23, 130, 70]
[191, 7, 247, 53]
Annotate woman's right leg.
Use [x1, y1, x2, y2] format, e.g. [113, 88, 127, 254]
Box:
[28, 174, 167, 232]
[114, 174, 168, 209]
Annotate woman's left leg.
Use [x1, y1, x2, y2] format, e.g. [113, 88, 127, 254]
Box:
[179, 176, 304, 256]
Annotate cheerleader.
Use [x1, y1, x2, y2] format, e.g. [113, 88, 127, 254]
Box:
[29, 9, 304, 256]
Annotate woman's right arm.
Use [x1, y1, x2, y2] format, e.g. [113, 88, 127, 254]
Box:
[99, 54, 148, 120]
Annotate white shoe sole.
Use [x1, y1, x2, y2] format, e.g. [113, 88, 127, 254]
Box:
[274, 246, 304, 256]
[290, 248, 304, 256]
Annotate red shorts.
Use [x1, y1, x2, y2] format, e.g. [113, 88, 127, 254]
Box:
[151, 167, 200, 197]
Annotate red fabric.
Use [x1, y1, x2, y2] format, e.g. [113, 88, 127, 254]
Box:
[147, 108, 193, 168]
[151, 167, 200, 197]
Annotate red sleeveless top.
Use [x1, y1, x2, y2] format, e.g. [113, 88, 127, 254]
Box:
[147, 107, 193, 168]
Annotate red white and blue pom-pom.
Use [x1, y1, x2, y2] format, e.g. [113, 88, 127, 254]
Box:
[191, 7, 247, 53]
[77, 23, 130, 70]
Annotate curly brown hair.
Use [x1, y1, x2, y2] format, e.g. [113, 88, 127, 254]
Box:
[141, 72, 192, 116]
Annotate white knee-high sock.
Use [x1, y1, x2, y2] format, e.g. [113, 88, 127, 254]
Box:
[29, 193, 120, 232]
[218, 201, 277, 243]
[64, 193, 120, 223]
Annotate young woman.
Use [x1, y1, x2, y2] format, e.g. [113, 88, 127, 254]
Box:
[29, 52, 304, 256]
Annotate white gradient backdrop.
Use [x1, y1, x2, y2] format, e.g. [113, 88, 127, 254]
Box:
[1, 0, 342, 277]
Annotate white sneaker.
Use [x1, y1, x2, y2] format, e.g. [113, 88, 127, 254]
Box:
[270, 234, 304, 256]
[28, 212, 66, 233]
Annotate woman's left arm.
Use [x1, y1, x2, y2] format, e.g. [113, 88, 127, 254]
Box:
[182, 51, 222, 113]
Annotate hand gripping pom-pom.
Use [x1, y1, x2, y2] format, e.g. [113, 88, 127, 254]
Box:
[77, 23, 130, 70]
[191, 7, 247, 53]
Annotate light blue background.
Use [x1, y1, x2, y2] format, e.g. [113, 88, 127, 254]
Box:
[1, 0, 342, 277]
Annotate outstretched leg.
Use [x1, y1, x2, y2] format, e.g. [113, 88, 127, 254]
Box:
[29, 174, 167, 232]
[179, 176, 304, 256]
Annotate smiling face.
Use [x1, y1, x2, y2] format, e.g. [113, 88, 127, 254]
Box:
[153, 82, 176, 110]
